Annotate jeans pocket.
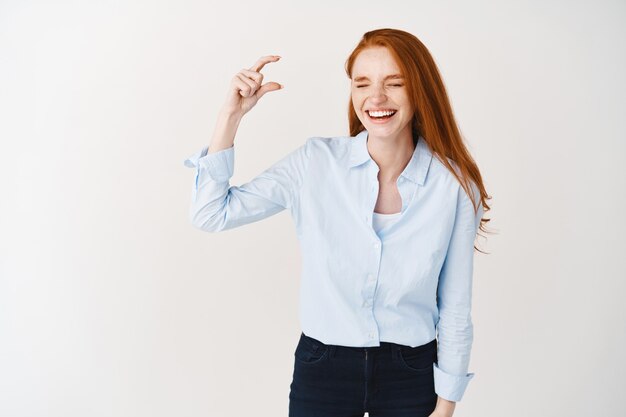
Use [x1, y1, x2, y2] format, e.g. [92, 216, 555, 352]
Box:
[294, 334, 329, 366]
[398, 345, 436, 374]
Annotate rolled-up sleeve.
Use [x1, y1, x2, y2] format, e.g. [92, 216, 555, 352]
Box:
[434, 182, 484, 402]
[183, 140, 310, 232]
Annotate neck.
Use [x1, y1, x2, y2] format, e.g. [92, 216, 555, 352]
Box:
[366, 129, 414, 184]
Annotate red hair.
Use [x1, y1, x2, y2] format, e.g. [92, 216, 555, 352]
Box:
[345, 28, 492, 251]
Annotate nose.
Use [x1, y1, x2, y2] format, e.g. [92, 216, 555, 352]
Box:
[369, 84, 387, 102]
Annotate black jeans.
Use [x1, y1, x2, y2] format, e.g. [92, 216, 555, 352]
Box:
[289, 332, 438, 417]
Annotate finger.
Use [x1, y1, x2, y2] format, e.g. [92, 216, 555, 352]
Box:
[249, 55, 281, 73]
[256, 81, 283, 99]
[235, 73, 258, 96]
[239, 68, 263, 85]
[236, 70, 262, 93]
[232, 75, 254, 97]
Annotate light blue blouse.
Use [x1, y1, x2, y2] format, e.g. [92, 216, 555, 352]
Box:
[183, 129, 484, 402]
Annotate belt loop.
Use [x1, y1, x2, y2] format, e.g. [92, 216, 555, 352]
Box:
[329, 345, 336, 359]
[391, 345, 397, 361]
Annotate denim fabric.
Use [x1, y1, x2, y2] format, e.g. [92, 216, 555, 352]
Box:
[289, 332, 438, 417]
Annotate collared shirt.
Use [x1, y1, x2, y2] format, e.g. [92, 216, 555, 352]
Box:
[183, 129, 483, 402]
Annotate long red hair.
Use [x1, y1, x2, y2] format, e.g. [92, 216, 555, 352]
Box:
[345, 28, 492, 251]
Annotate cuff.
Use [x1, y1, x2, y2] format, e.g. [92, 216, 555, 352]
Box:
[433, 362, 475, 402]
[183, 145, 235, 182]
[183, 145, 209, 168]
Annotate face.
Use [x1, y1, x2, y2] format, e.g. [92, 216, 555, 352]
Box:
[351, 46, 414, 141]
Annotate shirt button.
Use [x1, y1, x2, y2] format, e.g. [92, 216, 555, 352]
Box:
[373, 242, 380, 249]
[367, 274, 374, 280]
[368, 332, 375, 339]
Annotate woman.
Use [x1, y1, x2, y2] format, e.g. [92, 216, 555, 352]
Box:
[184, 28, 491, 417]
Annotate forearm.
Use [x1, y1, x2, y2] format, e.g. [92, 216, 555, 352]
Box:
[207, 108, 243, 154]
[433, 396, 456, 416]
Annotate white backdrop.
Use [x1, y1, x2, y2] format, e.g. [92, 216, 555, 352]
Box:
[1, 1, 625, 416]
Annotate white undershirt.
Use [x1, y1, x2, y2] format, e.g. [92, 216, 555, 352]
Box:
[372, 211, 402, 234]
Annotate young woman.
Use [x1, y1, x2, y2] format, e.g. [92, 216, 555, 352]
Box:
[184, 28, 491, 417]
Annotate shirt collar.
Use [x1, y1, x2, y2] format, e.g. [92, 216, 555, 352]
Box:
[348, 129, 434, 185]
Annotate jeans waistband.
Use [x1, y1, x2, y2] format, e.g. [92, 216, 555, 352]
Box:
[301, 331, 436, 354]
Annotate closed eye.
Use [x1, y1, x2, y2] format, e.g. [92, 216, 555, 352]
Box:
[355, 84, 404, 88]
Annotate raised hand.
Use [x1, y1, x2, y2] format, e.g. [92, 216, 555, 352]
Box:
[222, 55, 283, 118]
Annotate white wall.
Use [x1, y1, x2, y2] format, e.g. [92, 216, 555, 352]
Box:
[1, 0, 624, 416]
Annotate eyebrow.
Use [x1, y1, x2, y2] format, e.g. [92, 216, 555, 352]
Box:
[353, 74, 404, 82]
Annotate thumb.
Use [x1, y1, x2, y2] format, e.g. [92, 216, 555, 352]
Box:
[256, 81, 283, 99]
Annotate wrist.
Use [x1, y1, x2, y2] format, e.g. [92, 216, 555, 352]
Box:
[433, 396, 456, 417]
[218, 107, 244, 122]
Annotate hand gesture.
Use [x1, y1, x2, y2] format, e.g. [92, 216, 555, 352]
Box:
[222, 55, 283, 118]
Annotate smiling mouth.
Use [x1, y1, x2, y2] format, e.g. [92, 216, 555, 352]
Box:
[366, 109, 397, 120]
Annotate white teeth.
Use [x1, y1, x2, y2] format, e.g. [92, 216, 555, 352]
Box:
[368, 110, 396, 117]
